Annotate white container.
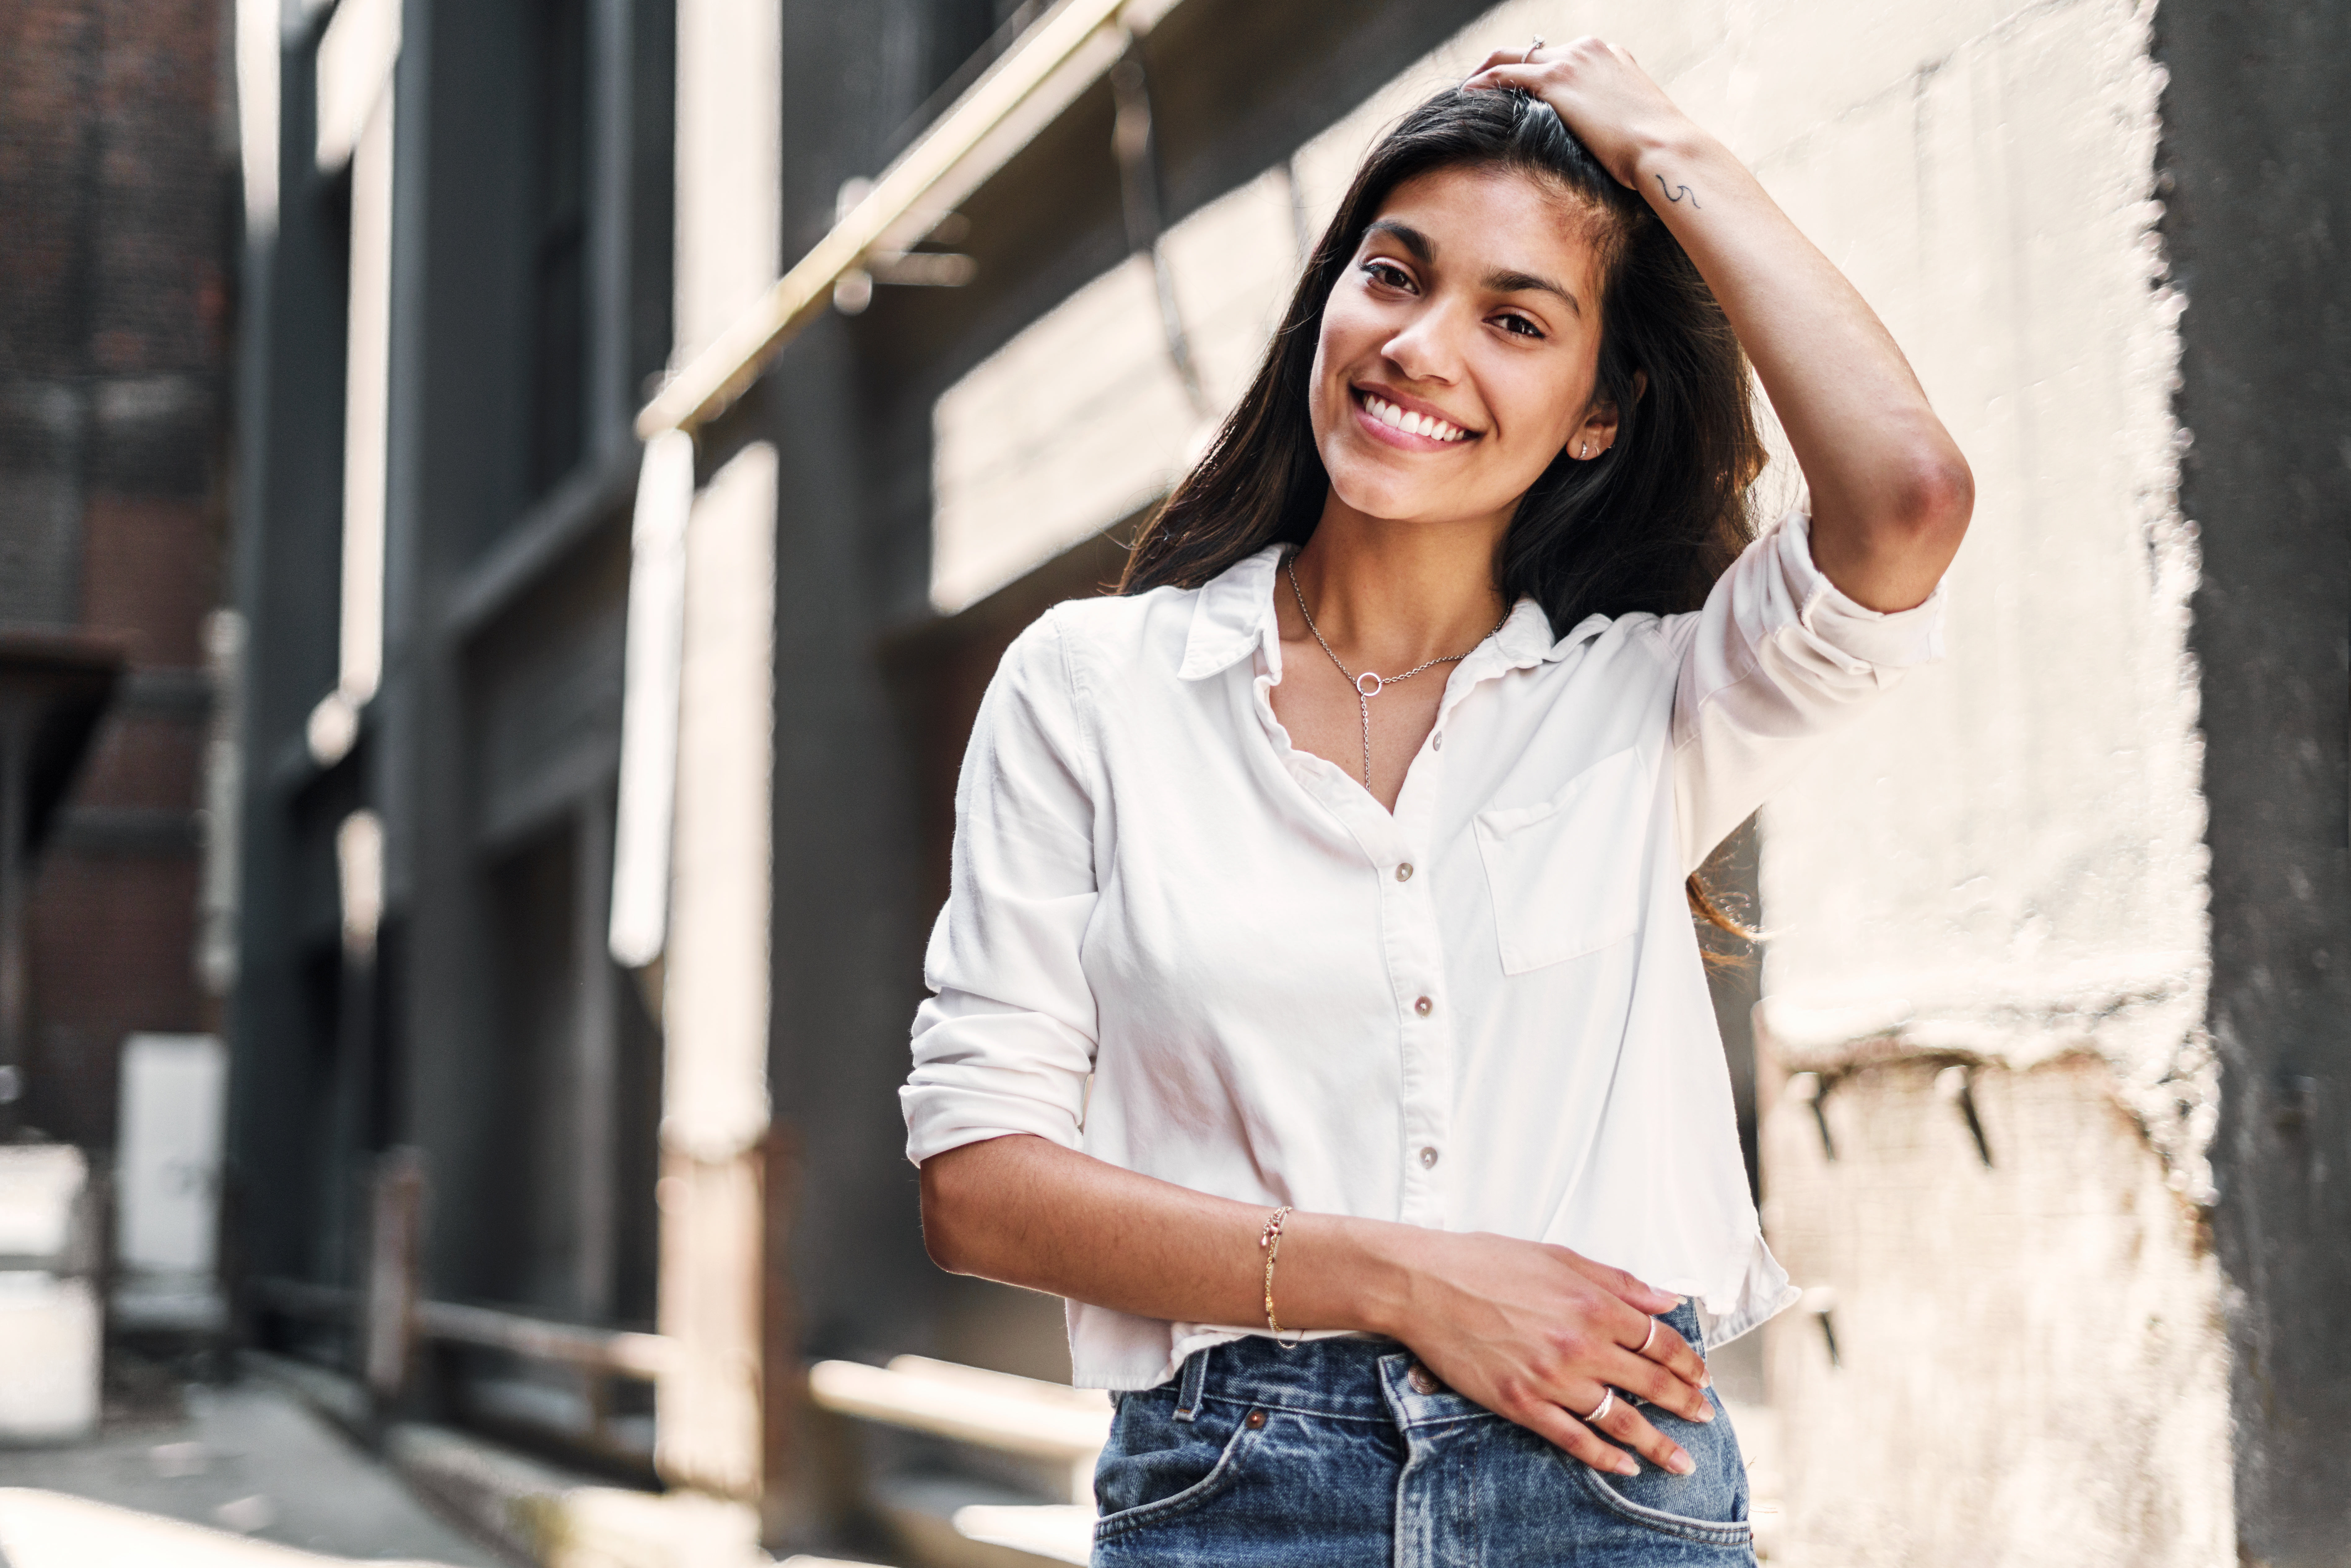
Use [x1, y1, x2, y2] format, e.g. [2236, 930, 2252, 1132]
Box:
[0, 1144, 86, 1262]
[0, 1272, 101, 1441]
[115, 1033, 227, 1275]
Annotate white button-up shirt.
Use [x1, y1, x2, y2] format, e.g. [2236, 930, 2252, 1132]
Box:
[902, 511, 1944, 1389]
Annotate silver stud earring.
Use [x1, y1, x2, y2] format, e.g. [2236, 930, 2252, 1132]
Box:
[1580, 441, 1590, 460]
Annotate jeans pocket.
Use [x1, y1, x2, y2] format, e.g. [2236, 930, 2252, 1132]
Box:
[1565, 1390, 1752, 1549]
[1092, 1394, 1262, 1541]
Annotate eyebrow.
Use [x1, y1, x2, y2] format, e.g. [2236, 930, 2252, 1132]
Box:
[1363, 219, 1582, 319]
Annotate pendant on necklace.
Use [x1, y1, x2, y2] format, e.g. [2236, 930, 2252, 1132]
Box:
[1284, 552, 1506, 791]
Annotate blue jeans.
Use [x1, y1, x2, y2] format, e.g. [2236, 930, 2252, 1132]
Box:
[1091, 1301, 1753, 1566]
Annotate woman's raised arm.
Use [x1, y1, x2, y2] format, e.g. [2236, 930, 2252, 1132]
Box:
[1468, 40, 1973, 611]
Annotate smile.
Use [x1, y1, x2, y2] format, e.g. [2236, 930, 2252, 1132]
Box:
[1354, 388, 1474, 445]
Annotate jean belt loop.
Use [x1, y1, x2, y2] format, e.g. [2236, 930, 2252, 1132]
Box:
[1172, 1345, 1212, 1423]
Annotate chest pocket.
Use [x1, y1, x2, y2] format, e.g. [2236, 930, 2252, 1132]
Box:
[1473, 746, 1653, 976]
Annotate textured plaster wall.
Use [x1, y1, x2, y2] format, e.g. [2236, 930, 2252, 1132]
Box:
[1740, 0, 2212, 1205]
[1757, 1056, 2230, 1567]
[1689, 0, 2227, 1560]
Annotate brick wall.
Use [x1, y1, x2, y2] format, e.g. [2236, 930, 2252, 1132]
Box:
[0, 0, 232, 1149]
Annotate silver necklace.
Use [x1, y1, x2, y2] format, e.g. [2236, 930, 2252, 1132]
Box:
[1284, 552, 1509, 789]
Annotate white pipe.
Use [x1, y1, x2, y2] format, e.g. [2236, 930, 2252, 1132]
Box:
[233, 0, 280, 233]
[635, 0, 1181, 439]
[608, 429, 695, 970]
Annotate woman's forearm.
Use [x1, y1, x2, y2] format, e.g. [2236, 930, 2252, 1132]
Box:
[920, 1133, 1418, 1335]
[1628, 128, 1972, 610]
[922, 1133, 1712, 1476]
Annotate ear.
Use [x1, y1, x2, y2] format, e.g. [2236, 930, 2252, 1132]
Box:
[1571, 395, 1622, 458]
[1570, 370, 1645, 458]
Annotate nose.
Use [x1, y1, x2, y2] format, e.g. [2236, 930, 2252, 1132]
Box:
[1381, 297, 1469, 387]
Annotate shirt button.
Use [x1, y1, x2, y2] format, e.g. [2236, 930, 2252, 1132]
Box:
[1414, 996, 1433, 1016]
[1432, 732, 1443, 752]
[1419, 1146, 1440, 1168]
[1395, 862, 1414, 882]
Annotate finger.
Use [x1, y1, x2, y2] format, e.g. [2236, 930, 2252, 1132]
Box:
[1467, 46, 1536, 75]
[1632, 1316, 1712, 1394]
[1462, 62, 1542, 93]
[1555, 1249, 1682, 1316]
[1603, 1344, 1713, 1424]
[1514, 1397, 1637, 1478]
[1590, 1397, 1696, 1478]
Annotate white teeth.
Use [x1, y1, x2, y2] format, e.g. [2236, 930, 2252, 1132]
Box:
[1363, 393, 1464, 442]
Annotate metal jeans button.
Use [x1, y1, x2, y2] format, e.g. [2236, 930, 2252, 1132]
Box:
[1408, 1362, 1443, 1395]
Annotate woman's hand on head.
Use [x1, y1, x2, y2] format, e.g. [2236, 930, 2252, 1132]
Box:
[1463, 38, 1698, 192]
[1389, 1229, 1716, 1478]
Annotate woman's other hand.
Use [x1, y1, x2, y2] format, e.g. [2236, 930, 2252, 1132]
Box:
[923, 1138, 1717, 1478]
[1463, 38, 1694, 191]
[1365, 1227, 1717, 1478]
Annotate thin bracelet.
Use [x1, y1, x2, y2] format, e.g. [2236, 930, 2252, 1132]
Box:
[1259, 1206, 1300, 1348]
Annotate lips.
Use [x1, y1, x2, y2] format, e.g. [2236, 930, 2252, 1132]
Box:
[1352, 386, 1475, 446]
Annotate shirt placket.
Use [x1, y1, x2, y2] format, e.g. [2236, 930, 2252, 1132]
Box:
[1245, 609, 1545, 1233]
[1382, 714, 1452, 1230]
[1380, 639, 1540, 1228]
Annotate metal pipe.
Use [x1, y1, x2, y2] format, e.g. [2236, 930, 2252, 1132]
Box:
[633, 0, 1179, 440]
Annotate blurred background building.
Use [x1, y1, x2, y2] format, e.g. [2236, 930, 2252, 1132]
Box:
[0, 0, 2340, 1565]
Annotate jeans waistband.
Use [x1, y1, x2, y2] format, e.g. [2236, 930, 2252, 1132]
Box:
[1154, 1299, 1709, 1429]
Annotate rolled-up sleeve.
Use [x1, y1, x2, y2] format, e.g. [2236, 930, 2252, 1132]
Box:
[902, 609, 1102, 1165]
[1670, 509, 1947, 872]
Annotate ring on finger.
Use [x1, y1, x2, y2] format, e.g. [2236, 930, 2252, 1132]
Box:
[1581, 1387, 1615, 1424]
[1636, 1317, 1658, 1357]
[1524, 35, 1544, 62]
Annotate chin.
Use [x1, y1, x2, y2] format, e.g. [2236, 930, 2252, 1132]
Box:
[1320, 445, 1485, 528]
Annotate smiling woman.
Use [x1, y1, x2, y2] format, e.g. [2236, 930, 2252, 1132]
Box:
[904, 37, 1970, 1568]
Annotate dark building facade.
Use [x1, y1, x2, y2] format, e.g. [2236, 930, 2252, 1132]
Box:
[0, 0, 234, 1148]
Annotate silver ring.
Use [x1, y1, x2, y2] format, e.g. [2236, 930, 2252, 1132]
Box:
[1581, 1388, 1615, 1424]
[1525, 36, 1544, 63]
[1637, 1318, 1659, 1357]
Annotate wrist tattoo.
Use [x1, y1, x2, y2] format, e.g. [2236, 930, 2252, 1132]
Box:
[1653, 173, 1701, 208]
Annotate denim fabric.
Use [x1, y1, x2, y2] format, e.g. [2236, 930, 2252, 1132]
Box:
[1091, 1302, 1752, 1566]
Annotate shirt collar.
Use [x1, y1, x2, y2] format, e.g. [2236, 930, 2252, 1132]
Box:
[1177, 546, 1286, 680]
[1178, 545, 1607, 682]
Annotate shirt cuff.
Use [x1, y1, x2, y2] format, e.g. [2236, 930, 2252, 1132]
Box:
[1775, 510, 1948, 672]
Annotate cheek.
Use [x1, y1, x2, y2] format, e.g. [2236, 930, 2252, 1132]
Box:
[1486, 356, 1588, 452]
[1307, 302, 1376, 441]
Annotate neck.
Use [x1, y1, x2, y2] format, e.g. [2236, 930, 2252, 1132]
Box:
[1284, 489, 1512, 669]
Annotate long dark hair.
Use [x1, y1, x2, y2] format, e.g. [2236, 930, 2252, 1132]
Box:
[1117, 85, 1765, 933]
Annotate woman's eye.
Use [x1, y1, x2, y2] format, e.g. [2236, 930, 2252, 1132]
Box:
[1362, 261, 1413, 291]
[1497, 313, 1543, 339]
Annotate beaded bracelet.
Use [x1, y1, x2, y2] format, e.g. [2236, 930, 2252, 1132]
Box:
[1259, 1205, 1299, 1347]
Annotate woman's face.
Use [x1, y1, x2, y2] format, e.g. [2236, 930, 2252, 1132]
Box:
[1309, 164, 1615, 531]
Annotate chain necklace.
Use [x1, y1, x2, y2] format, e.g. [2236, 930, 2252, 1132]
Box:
[1284, 552, 1509, 789]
